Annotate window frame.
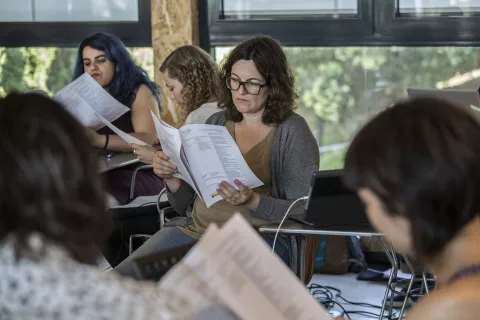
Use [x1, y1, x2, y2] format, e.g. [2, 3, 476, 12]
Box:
[207, 0, 374, 47]
[0, 0, 151, 47]
[207, 0, 480, 47]
[374, 0, 480, 46]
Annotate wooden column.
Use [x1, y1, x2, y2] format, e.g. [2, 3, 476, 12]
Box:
[151, 0, 199, 127]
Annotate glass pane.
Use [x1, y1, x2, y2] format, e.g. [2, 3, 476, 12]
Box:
[0, 0, 138, 22]
[216, 46, 480, 170]
[35, 0, 138, 22]
[0, 0, 32, 22]
[222, 0, 357, 20]
[399, 0, 480, 16]
[0, 47, 153, 96]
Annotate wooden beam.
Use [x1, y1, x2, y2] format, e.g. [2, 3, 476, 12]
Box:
[151, 0, 199, 127]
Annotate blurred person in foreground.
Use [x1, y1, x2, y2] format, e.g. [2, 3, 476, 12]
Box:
[344, 98, 480, 320]
[0, 92, 194, 319]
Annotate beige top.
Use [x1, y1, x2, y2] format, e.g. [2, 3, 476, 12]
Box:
[181, 121, 277, 238]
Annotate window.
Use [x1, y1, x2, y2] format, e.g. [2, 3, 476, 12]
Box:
[0, 0, 139, 22]
[208, 0, 372, 46]
[207, 0, 480, 47]
[0, 47, 154, 96]
[0, 0, 150, 47]
[222, 0, 357, 19]
[399, 0, 480, 16]
[216, 46, 480, 170]
[0, 0, 32, 22]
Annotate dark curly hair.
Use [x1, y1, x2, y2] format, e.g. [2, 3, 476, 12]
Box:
[0, 93, 112, 265]
[160, 45, 218, 122]
[218, 35, 298, 125]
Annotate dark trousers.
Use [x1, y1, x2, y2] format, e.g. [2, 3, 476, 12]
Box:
[101, 205, 160, 267]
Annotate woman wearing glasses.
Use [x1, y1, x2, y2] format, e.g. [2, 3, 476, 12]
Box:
[114, 35, 319, 279]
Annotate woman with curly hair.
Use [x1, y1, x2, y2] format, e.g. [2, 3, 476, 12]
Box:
[114, 35, 319, 279]
[132, 45, 221, 164]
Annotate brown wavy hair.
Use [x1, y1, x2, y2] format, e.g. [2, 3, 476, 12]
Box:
[0, 93, 112, 265]
[218, 35, 298, 125]
[160, 45, 218, 121]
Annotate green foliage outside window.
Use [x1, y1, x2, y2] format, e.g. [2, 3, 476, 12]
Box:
[2, 45, 479, 171]
[0, 47, 154, 96]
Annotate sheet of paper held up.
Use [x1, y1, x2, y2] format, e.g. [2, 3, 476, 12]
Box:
[160, 214, 330, 320]
[180, 124, 264, 208]
[150, 111, 202, 198]
[96, 112, 148, 146]
[158, 225, 240, 320]
[53, 73, 129, 130]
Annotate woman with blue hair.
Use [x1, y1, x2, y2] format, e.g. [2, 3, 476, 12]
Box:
[73, 32, 164, 204]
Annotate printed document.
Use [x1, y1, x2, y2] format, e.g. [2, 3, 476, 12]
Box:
[151, 112, 263, 207]
[158, 214, 330, 320]
[53, 73, 129, 130]
[96, 112, 148, 146]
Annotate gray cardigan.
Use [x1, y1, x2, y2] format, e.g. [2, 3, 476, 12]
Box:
[167, 111, 320, 221]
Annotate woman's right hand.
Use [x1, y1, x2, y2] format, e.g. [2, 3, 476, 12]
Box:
[152, 151, 177, 179]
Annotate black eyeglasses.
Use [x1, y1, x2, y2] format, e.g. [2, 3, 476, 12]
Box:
[225, 77, 267, 95]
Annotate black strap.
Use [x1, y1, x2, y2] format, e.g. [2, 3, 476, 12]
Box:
[448, 264, 480, 284]
[103, 134, 110, 149]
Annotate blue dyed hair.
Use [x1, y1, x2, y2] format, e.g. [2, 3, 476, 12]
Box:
[73, 32, 161, 110]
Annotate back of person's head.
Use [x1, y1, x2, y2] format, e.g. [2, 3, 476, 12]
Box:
[344, 97, 480, 260]
[160, 45, 218, 117]
[73, 32, 160, 108]
[218, 35, 297, 125]
[25, 89, 49, 97]
[0, 93, 111, 264]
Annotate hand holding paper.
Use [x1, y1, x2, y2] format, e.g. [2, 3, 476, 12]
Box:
[95, 112, 148, 146]
[149, 111, 263, 207]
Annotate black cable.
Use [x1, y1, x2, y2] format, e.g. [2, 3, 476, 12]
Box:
[345, 310, 388, 318]
[323, 301, 351, 319]
[308, 282, 397, 319]
[337, 294, 383, 309]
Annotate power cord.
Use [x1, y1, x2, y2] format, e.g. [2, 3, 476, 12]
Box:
[308, 283, 397, 319]
[271, 195, 309, 254]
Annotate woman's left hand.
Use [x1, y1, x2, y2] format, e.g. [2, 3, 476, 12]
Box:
[217, 179, 255, 206]
[131, 144, 157, 164]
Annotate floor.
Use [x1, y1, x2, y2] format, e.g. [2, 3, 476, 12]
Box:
[308, 273, 408, 319]
[97, 255, 410, 319]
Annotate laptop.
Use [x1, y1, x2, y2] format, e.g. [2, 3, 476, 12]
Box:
[407, 88, 480, 117]
[289, 170, 375, 233]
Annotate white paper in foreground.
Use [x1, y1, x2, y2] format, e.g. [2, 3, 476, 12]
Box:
[53, 73, 129, 130]
[159, 225, 239, 320]
[159, 214, 330, 320]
